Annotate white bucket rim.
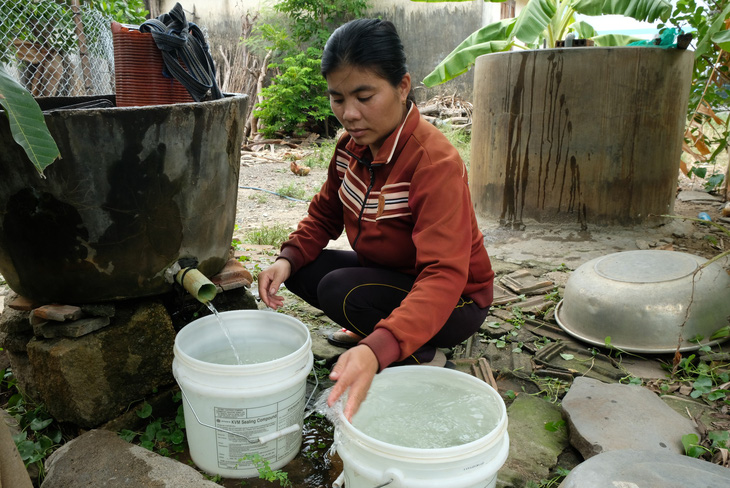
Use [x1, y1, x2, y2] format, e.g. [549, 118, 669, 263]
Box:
[174, 309, 311, 374]
[336, 366, 508, 460]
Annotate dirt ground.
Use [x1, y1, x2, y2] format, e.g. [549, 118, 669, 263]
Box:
[233, 143, 730, 274]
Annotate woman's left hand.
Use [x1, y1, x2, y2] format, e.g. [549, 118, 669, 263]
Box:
[327, 345, 379, 421]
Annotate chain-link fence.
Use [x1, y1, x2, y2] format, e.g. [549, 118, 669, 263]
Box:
[0, 0, 115, 97]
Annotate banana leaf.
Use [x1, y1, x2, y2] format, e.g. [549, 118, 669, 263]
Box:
[572, 0, 671, 22]
[512, 0, 559, 45]
[712, 28, 730, 54]
[696, 2, 730, 58]
[0, 67, 59, 177]
[592, 33, 643, 46]
[570, 20, 597, 39]
[415, 0, 675, 86]
[423, 18, 515, 87]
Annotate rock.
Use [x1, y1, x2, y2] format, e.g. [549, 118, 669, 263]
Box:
[4, 350, 40, 400]
[31, 304, 83, 322]
[558, 449, 730, 488]
[80, 303, 116, 318]
[660, 394, 718, 430]
[667, 219, 692, 238]
[0, 306, 31, 335]
[210, 258, 253, 291]
[561, 377, 698, 459]
[32, 316, 111, 339]
[41, 429, 221, 488]
[312, 326, 347, 363]
[497, 394, 569, 487]
[26, 299, 176, 428]
[5, 292, 39, 312]
[635, 239, 651, 250]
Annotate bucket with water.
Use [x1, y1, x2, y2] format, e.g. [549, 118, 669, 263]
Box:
[173, 310, 313, 478]
[333, 366, 509, 488]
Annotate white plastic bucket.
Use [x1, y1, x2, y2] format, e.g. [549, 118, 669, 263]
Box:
[172, 310, 313, 478]
[334, 366, 509, 488]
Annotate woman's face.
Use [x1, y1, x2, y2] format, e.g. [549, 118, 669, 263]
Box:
[326, 64, 411, 157]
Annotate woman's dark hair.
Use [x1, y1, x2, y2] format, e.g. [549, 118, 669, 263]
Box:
[321, 18, 408, 88]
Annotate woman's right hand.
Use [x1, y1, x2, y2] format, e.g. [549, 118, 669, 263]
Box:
[257, 259, 292, 310]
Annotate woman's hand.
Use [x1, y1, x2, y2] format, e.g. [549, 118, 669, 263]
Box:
[257, 259, 292, 310]
[327, 345, 379, 421]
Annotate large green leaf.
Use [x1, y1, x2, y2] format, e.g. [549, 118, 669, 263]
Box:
[410, 0, 504, 2]
[423, 18, 516, 87]
[513, 0, 559, 45]
[592, 33, 643, 46]
[696, 2, 730, 58]
[0, 67, 59, 177]
[570, 20, 597, 39]
[572, 0, 672, 23]
[712, 28, 730, 54]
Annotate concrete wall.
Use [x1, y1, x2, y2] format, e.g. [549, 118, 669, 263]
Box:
[155, 0, 509, 102]
[366, 0, 499, 102]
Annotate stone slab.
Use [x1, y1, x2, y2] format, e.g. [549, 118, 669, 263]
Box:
[561, 377, 699, 459]
[498, 394, 569, 487]
[5, 293, 38, 312]
[31, 304, 83, 322]
[534, 342, 625, 383]
[492, 284, 520, 306]
[26, 299, 176, 428]
[42, 429, 221, 488]
[677, 190, 722, 202]
[559, 449, 730, 488]
[501, 269, 555, 295]
[210, 258, 253, 291]
[79, 303, 116, 318]
[506, 295, 553, 314]
[32, 316, 111, 339]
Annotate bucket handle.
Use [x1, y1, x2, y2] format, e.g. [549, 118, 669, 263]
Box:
[332, 472, 394, 488]
[178, 369, 319, 445]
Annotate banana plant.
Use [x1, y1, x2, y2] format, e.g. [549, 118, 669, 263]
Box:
[415, 0, 674, 86]
[0, 66, 59, 177]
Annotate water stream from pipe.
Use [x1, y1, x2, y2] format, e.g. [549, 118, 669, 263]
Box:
[205, 301, 243, 365]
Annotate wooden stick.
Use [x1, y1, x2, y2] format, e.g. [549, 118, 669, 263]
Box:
[478, 358, 499, 391]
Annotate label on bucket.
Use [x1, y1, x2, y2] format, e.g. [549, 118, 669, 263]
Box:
[213, 384, 305, 469]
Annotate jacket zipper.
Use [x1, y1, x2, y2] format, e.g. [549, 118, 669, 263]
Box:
[344, 149, 376, 249]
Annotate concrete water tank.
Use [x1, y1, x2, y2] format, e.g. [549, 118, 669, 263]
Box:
[0, 94, 247, 303]
[470, 47, 694, 228]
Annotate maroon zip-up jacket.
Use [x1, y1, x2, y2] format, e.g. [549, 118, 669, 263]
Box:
[278, 104, 494, 369]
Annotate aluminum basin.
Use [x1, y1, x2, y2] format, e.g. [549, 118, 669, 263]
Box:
[555, 250, 730, 353]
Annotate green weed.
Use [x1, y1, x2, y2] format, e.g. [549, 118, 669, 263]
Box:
[301, 138, 338, 169]
[118, 392, 186, 457]
[439, 125, 471, 169]
[682, 430, 729, 460]
[526, 467, 571, 488]
[239, 453, 292, 487]
[276, 182, 307, 201]
[250, 192, 269, 204]
[4, 381, 62, 483]
[244, 224, 292, 248]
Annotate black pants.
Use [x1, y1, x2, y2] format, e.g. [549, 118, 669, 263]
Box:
[285, 250, 490, 364]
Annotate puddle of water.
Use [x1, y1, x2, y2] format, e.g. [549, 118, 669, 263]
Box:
[211, 413, 342, 488]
